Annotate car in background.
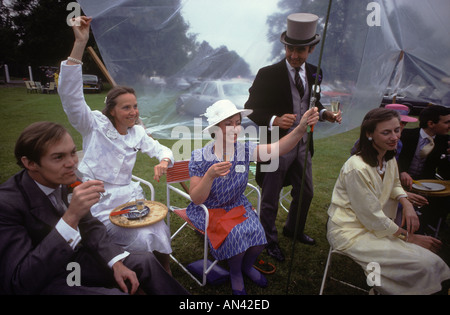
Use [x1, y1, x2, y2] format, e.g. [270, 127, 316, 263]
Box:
[381, 93, 440, 115]
[82, 74, 103, 93]
[176, 79, 252, 117]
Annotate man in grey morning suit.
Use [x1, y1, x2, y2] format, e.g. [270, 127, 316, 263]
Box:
[245, 13, 342, 261]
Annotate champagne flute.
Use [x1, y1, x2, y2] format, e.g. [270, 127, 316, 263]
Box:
[330, 98, 341, 116]
[74, 163, 110, 200]
[222, 152, 232, 179]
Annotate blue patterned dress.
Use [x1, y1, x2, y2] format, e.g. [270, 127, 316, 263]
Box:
[186, 141, 267, 261]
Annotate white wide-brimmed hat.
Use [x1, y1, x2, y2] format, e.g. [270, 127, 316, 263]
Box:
[280, 13, 321, 47]
[202, 100, 253, 132]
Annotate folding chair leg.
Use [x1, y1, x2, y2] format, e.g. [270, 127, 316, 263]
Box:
[319, 247, 333, 295]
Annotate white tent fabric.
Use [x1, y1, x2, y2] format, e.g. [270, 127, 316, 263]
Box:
[76, 0, 450, 143]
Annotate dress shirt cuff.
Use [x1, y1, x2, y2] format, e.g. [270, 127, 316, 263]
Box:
[319, 108, 327, 121]
[55, 218, 82, 249]
[108, 251, 130, 269]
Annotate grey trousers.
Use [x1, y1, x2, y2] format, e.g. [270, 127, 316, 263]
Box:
[40, 250, 189, 295]
[259, 140, 314, 245]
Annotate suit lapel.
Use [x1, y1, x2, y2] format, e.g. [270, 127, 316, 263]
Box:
[20, 171, 62, 227]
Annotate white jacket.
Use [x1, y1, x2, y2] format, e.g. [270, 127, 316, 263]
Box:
[58, 61, 173, 185]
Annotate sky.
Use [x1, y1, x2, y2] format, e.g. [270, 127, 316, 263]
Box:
[180, 0, 281, 74]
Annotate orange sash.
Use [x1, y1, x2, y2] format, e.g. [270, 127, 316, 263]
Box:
[207, 205, 248, 249]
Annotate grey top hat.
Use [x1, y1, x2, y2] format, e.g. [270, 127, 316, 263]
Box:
[280, 13, 321, 47]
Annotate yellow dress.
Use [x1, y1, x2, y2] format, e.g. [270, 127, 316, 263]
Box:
[327, 155, 450, 295]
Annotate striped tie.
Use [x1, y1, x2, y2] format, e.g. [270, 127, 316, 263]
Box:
[295, 67, 305, 98]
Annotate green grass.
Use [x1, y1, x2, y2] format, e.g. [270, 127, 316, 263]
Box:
[0, 84, 449, 295]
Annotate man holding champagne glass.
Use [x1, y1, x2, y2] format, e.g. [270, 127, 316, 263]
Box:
[245, 13, 342, 261]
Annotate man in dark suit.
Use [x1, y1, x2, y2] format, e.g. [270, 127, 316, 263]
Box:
[245, 13, 342, 261]
[397, 105, 450, 234]
[0, 121, 188, 295]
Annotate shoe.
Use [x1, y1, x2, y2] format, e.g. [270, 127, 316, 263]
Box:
[298, 234, 316, 245]
[283, 227, 316, 245]
[266, 243, 285, 261]
[232, 288, 247, 295]
[252, 272, 268, 288]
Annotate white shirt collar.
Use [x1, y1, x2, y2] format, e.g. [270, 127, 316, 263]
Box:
[285, 59, 305, 73]
[419, 128, 435, 140]
[34, 181, 60, 197]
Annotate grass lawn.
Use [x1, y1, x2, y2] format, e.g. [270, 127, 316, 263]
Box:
[0, 84, 449, 296]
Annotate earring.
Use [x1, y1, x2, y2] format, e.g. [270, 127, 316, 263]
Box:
[368, 137, 373, 141]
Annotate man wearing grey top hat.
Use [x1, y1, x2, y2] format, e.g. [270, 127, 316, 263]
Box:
[245, 13, 342, 261]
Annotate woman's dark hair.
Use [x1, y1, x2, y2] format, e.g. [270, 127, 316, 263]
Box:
[15, 121, 68, 168]
[102, 85, 137, 125]
[354, 108, 400, 167]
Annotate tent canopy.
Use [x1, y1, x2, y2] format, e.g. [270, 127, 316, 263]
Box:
[76, 0, 450, 141]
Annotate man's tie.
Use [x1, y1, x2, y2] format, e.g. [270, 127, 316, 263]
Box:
[50, 186, 68, 216]
[295, 67, 305, 99]
[419, 136, 434, 159]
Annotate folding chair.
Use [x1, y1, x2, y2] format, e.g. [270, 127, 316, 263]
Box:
[25, 81, 38, 93]
[166, 160, 261, 286]
[319, 246, 370, 295]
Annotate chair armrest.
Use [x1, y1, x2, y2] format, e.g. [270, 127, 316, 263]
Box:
[132, 175, 155, 201]
[246, 182, 261, 217]
[166, 183, 209, 230]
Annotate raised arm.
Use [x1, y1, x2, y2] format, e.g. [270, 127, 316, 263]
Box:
[67, 16, 92, 65]
[254, 107, 319, 162]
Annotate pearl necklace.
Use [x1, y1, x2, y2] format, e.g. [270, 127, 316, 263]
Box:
[376, 159, 386, 175]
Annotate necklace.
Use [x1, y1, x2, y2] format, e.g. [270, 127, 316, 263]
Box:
[376, 159, 386, 175]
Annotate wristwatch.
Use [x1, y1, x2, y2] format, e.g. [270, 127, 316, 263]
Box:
[161, 158, 171, 163]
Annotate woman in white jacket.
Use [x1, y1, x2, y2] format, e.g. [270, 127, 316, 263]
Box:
[59, 16, 173, 273]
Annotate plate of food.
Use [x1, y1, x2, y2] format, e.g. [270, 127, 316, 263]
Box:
[412, 182, 446, 192]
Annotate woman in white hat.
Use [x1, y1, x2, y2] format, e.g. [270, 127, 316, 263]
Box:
[186, 99, 319, 295]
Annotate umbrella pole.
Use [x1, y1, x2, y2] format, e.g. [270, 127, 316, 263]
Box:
[285, 0, 333, 295]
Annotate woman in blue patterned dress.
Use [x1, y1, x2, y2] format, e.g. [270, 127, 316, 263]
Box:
[187, 100, 318, 294]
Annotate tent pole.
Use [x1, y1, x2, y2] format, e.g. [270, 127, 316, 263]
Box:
[285, 0, 333, 295]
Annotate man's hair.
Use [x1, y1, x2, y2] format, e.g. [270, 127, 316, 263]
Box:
[419, 105, 450, 129]
[14, 121, 68, 168]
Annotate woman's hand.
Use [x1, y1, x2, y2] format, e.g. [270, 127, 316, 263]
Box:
[401, 202, 420, 234]
[408, 233, 442, 253]
[298, 107, 319, 132]
[67, 16, 92, 65]
[406, 192, 428, 208]
[70, 16, 92, 43]
[153, 159, 170, 182]
[189, 161, 231, 205]
[206, 161, 232, 179]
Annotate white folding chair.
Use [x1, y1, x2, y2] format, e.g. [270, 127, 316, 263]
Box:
[166, 160, 261, 286]
[319, 246, 370, 295]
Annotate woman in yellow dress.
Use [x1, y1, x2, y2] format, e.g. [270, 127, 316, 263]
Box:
[327, 108, 450, 294]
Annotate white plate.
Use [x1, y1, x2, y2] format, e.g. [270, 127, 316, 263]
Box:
[412, 182, 445, 192]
